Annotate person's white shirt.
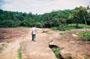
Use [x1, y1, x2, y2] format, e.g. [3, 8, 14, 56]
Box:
[32, 27, 36, 34]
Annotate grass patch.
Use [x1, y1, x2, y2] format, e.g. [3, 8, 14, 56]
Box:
[68, 24, 90, 28]
[57, 25, 71, 31]
[0, 44, 7, 52]
[18, 46, 22, 59]
[78, 32, 90, 41]
[85, 57, 88, 59]
[58, 24, 90, 31]
[51, 27, 57, 31]
[42, 30, 48, 33]
[60, 32, 66, 35]
[52, 47, 63, 59]
[51, 24, 90, 31]
[49, 45, 64, 59]
[0, 47, 4, 52]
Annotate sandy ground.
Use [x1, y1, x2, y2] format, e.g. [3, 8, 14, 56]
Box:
[0, 28, 90, 59]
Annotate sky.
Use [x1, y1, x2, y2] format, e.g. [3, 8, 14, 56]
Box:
[0, 0, 90, 14]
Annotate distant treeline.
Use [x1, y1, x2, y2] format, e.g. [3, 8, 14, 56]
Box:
[0, 6, 90, 28]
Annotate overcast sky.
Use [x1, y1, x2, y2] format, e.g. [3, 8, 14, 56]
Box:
[0, 0, 90, 14]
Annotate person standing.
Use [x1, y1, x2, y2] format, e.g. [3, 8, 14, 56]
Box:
[31, 26, 36, 41]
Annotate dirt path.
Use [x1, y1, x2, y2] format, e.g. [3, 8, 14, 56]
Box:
[0, 28, 90, 59]
[21, 28, 60, 59]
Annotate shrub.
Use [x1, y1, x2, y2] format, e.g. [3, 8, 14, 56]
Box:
[78, 32, 90, 41]
[52, 47, 61, 59]
[51, 27, 57, 31]
[57, 25, 71, 31]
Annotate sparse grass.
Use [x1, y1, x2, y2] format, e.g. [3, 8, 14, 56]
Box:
[48, 40, 53, 44]
[47, 32, 52, 34]
[0, 47, 4, 52]
[1, 44, 7, 48]
[51, 27, 57, 31]
[60, 32, 66, 35]
[42, 30, 48, 33]
[51, 24, 90, 31]
[85, 57, 88, 59]
[68, 24, 90, 28]
[58, 24, 90, 31]
[52, 47, 63, 59]
[78, 32, 90, 41]
[18, 46, 22, 59]
[0, 44, 7, 52]
[57, 25, 71, 31]
[49, 45, 64, 59]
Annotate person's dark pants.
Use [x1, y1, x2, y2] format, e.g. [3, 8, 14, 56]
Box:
[32, 34, 36, 41]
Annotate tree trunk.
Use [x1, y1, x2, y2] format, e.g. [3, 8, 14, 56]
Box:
[84, 16, 87, 31]
[76, 23, 78, 28]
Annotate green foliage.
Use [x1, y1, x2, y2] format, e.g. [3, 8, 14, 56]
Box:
[51, 25, 72, 31]
[52, 48, 61, 59]
[60, 32, 66, 35]
[71, 6, 89, 28]
[67, 24, 90, 30]
[51, 47, 64, 59]
[51, 27, 57, 31]
[35, 22, 43, 28]
[57, 25, 71, 31]
[0, 6, 90, 28]
[0, 9, 71, 28]
[68, 24, 90, 28]
[18, 47, 22, 59]
[0, 47, 4, 51]
[78, 32, 90, 41]
[51, 24, 90, 31]
[85, 57, 88, 59]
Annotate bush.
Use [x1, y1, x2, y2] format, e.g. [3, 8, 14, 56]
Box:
[52, 47, 61, 59]
[78, 32, 90, 41]
[51, 27, 57, 31]
[57, 25, 71, 31]
[51, 25, 73, 31]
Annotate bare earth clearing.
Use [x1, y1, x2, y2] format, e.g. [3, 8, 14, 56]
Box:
[0, 28, 90, 59]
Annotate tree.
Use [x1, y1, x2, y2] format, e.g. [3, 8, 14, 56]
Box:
[71, 6, 88, 28]
[79, 6, 88, 30]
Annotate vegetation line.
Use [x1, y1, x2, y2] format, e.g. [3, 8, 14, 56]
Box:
[18, 46, 22, 59]
[0, 6, 90, 30]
